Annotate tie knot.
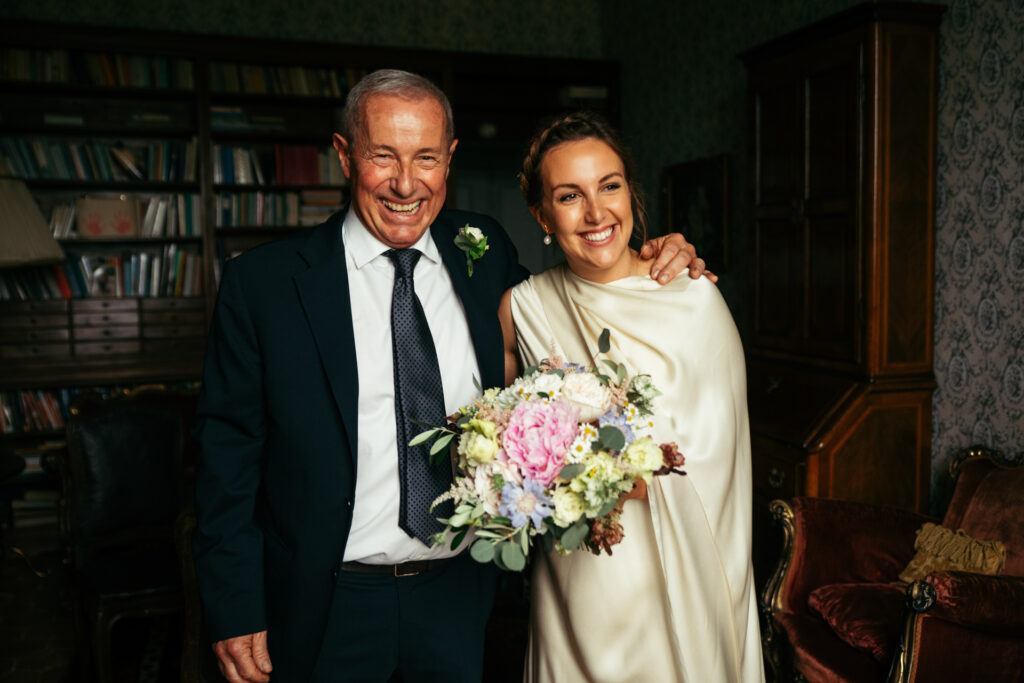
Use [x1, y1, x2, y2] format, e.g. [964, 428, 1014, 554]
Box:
[387, 249, 421, 279]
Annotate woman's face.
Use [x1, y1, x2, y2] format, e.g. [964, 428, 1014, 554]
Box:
[533, 138, 635, 283]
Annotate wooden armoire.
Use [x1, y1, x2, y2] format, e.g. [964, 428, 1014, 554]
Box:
[740, 3, 945, 580]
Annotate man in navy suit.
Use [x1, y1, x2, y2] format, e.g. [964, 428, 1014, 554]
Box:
[193, 69, 707, 682]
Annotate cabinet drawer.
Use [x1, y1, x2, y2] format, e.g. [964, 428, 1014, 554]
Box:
[0, 342, 71, 359]
[71, 298, 138, 313]
[141, 297, 204, 312]
[73, 311, 140, 326]
[2, 313, 68, 329]
[0, 300, 68, 314]
[752, 453, 801, 500]
[142, 324, 205, 339]
[142, 310, 204, 325]
[0, 327, 70, 343]
[74, 341, 141, 355]
[73, 326, 139, 341]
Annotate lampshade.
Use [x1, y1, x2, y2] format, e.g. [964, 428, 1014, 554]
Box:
[0, 178, 65, 267]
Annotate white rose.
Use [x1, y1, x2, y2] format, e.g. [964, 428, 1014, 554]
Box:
[561, 372, 612, 421]
[464, 226, 484, 241]
[623, 436, 664, 475]
[550, 486, 586, 527]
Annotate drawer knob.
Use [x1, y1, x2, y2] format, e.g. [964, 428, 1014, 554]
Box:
[768, 466, 786, 489]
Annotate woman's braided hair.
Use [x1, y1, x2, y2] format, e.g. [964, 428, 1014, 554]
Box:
[519, 110, 648, 245]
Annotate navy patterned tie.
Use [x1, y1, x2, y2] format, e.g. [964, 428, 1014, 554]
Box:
[387, 249, 453, 544]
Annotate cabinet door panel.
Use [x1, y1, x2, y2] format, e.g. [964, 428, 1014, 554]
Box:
[754, 216, 802, 344]
[754, 81, 801, 206]
[806, 212, 859, 360]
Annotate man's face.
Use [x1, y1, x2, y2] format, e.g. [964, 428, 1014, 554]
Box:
[333, 94, 457, 249]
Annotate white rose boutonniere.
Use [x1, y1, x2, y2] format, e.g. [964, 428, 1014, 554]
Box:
[455, 224, 489, 277]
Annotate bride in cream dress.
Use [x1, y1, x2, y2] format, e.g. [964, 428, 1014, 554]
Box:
[499, 112, 764, 683]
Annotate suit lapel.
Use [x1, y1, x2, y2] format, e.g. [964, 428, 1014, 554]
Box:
[431, 215, 504, 391]
[293, 213, 360, 459]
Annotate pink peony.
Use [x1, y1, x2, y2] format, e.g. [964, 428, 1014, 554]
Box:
[502, 399, 580, 486]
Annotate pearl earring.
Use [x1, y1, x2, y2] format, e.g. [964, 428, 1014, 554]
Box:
[543, 234, 552, 245]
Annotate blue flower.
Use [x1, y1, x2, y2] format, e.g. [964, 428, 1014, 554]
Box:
[499, 478, 553, 529]
[598, 410, 635, 447]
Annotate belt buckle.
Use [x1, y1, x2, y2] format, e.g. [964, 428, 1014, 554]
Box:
[394, 562, 420, 578]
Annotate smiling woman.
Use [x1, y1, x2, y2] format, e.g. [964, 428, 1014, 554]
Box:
[531, 137, 641, 283]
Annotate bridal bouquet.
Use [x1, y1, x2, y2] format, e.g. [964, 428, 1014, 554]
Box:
[412, 330, 685, 571]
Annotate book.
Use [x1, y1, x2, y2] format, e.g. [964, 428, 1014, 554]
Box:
[277, 144, 320, 185]
[76, 196, 140, 238]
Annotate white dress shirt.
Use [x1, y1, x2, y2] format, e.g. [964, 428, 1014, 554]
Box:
[340, 208, 480, 563]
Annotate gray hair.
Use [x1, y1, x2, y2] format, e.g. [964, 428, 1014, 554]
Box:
[340, 69, 455, 149]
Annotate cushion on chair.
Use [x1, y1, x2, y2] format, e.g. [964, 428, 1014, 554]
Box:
[807, 582, 905, 663]
[773, 611, 885, 682]
[898, 522, 1005, 583]
[948, 462, 1024, 576]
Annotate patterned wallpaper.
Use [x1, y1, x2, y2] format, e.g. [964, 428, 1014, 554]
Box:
[0, 0, 604, 59]
[932, 0, 1024, 507]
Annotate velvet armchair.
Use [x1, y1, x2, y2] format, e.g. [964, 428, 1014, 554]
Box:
[761, 446, 1024, 683]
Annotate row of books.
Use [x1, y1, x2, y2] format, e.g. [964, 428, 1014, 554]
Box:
[0, 246, 203, 300]
[209, 61, 349, 98]
[0, 390, 70, 434]
[215, 189, 345, 227]
[44, 193, 202, 239]
[1, 136, 199, 183]
[212, 143, 346, 187]
[1, 47, 195, 90]
[0, 387, 130, 435]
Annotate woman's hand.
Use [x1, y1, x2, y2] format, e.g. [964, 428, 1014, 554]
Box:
[620, 477, 648, 503]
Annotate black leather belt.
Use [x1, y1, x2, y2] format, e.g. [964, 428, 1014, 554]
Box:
[340, 558, 451, 577]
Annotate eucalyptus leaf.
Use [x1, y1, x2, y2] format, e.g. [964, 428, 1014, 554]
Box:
[408, 429, 438, 446]
[598, 328, 611, 353]
[457, 414, 472, 426]
[450, 527, 469, 550]
[500, 542, 526, 571]
[598, 500, 618, 517]
[549, 369, 564, 379]
[470, 539, 495, 563]
[430, 433, 455, 456]
[561, 520, 589, 551]
[599, 425, 626, 451]
[523, 365, 539, 376]
[559, 463, 584, 480]
[616, 364, 627, 384]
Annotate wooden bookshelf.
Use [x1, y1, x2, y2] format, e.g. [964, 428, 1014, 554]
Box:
[0, 20, 620, 441]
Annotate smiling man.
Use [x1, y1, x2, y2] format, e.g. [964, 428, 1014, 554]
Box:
[193, 69, 707, 683]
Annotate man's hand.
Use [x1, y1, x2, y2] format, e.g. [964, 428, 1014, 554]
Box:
[213, 631, 273, 683]
[641, 233, 718, 284]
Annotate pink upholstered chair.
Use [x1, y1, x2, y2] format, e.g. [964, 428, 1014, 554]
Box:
[761, 446, 1024, 683]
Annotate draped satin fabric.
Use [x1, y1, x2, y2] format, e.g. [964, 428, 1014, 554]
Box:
[510, 264, 764, 683]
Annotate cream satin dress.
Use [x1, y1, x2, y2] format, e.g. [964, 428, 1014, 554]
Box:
[511, 264, 764, 683]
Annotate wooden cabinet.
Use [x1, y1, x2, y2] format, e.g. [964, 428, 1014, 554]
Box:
[741, 3, 945, 581]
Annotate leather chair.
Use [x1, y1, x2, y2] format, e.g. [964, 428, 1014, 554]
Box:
[63, 388, 196, 683]
[761, 446, 1024, 683]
